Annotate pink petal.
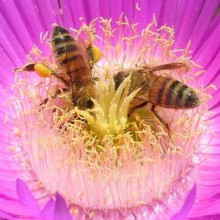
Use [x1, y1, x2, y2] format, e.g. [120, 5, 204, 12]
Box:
[190, 214, 220, 220]
[54, 193, 72, 220]
[0, 210, 15, 220]
[40, 198, 55, 220]
[16, 179, 40, 216]
[171, 184, 197, 220]
[190, 1, 220, 53]
[0, 197, 30, 216]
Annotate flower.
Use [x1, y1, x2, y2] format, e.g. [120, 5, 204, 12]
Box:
[0, 0, 220, 220]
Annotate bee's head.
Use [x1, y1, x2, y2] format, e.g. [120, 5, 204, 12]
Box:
[75, 97, 94, 110]
[113, 71, 127, 91]
[85, 99, 94, 109]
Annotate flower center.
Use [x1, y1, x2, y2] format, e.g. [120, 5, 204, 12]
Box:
[8, 15, 210, 217]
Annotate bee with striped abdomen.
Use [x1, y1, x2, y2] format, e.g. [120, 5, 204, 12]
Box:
[113, 63, 200, 137]
[15, 25, 102, 110]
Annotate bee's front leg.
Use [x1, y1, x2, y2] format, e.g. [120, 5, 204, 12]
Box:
[15, 63, 69, 86]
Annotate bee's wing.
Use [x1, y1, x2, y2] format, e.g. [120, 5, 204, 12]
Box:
[140, 63, 189, 73]
[76, 38, 89, 61]
[76, 37, 91, 73]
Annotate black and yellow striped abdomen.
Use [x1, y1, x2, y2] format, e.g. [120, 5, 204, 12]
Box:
[114, 70, 200, 109]
[51, 26, 91, 85]
[147, 75, 200, 108]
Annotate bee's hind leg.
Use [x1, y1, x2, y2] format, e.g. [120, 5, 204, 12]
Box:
[15, 63, 36, 72]
[15, 63, 69, 86]
[151, 105, 173, 140]
[40, 88, 69, 108]
[128, 101, 149, 117]
[51, 72, 69, 86]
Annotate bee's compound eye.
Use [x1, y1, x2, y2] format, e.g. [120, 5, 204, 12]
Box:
[186, 90, 200, 107]
[85, 99, 94, 109]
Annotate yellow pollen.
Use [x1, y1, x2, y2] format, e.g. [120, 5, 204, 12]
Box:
[34, 63, 53, 78]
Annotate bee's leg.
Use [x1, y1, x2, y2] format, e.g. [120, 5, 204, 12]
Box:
[15, 63, 36, 72]
[148, 63, 189, 72]
[15, 63, 69, 86]
[128, 101, 149, 117]
[40, 88, 69, 107]
[51, 72, 69, 86]
[151, 105, 173, 140]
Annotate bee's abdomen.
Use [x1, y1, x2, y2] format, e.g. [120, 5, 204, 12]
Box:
[149, 76, 200, 108]
[51, 26, 90, 83]
[52, 26, 78, 65]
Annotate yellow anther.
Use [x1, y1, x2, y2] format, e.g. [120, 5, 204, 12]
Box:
[91, 45, 102, 64]
[34, 63, 53, 78]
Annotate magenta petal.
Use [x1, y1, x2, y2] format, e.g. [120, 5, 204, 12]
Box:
[56, 0, 73, 28]
[54, 193, 72, 220]
[193, 23, 220, 68]
[40, 198, 55, 220]
[190, 1, 220, 53]
[0, 0, 34, 53]
[190, 214, 220, 220]
[0, 210, 14, 220]
[190, 197, 220, 217]
[87, 0, 100, 20]
[159, 0, 179, 27]
[16, 179, 40, 216]
[171, 184, 197, 220]
[0, 198, 30, 217]
[68, 0, 88, 28]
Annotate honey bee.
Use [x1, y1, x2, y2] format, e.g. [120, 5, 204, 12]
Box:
[15, 25, 102, 110]
[113, 63, 200, 137]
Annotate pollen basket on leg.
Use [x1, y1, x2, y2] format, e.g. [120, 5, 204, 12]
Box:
[8, 16, 210, 218]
